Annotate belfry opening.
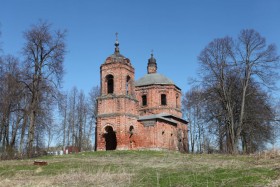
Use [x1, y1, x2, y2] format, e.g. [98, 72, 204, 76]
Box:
[106, 74, 114, 94]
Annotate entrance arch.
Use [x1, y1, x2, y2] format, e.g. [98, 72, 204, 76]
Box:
[104, 126, 117, 150]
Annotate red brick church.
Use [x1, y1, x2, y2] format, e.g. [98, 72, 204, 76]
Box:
[95, 37, 188, 152]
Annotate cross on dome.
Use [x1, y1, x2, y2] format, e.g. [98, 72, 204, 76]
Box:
[114, 32, 120, 53]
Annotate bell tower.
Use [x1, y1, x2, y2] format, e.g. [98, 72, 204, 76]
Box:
[96, 34, 138, 151]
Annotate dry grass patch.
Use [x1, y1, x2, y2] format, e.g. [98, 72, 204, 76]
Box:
[0, 170, 133, 187]
[0, 150, 279, 187]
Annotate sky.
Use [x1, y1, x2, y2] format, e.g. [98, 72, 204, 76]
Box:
[1, 0, 280, 95]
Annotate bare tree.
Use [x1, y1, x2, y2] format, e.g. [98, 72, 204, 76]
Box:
[195, 30, 279, 153]
[198, 37, 238, 153]
[77, 90, 86, 151]
[68, 87, 78, 147]
[234, 29, 279, 152]
[57, 86, 100, 151]
[0, 55, 25, 157]
[183, 87, 205, 153]
[88, 86, 100, 149]
[271, 99, 280, 148]
[58, 93, 68, 149]
[22, 21, 66, 157]
[240, 82, 275, 153]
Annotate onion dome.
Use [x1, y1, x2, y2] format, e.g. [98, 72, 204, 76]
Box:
[147, 51, 157, 74]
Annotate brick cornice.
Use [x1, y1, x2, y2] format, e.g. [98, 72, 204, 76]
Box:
[97, 113, 138, 119]
[139, 106, 181, 113]
[97, 94, 138, 102]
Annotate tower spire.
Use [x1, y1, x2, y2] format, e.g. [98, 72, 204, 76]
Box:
[114, 32, 120, 54]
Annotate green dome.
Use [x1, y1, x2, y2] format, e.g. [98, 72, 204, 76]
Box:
[135, 73, 174, 87]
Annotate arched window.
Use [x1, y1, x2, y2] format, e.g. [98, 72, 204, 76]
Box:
[176, 94, 179, 108]
[129, 125, 134, 138]
[106, 74, 114, 94]
[129, 125, 134, 132]
[126, 76, 131, 95]
[161, 94, 167, 105]
[142, 95, 147, 106]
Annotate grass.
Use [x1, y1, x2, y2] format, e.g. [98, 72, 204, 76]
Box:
[0, 150, 279, 186]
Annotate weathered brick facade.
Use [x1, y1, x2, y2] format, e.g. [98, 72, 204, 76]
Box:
[96, 40, 188, 152]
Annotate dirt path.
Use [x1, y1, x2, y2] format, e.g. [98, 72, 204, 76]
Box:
[266, 177, 280, 187]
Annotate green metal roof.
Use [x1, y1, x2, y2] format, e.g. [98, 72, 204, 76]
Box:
[135, 73, 174, 87]
[138, 113, 188, 125]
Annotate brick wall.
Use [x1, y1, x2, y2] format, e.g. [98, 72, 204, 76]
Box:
[96, 52, 188, 152]
[135, 84, 182, 117]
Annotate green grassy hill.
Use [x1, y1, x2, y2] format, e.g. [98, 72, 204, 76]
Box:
[0, 150, 279, 186]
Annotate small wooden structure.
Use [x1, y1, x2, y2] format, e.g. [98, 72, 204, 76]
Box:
[34, 161, 48, 166]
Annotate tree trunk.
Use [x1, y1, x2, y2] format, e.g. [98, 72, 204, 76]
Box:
[63, 109, 67, 148]
[19, 112, 28, 154]
[10, 115, 23, 148]
[27, 110, 36, 158]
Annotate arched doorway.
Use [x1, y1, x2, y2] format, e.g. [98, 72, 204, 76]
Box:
[104, 126, 117, 150]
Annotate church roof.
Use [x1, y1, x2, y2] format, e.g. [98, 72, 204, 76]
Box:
[138, 113, 188, 125]
[135, 73, 175, 87]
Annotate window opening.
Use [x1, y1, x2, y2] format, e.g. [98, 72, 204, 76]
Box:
[176, 94, 179, 108]
[129, 125, 134, 138]
[129, 126, 134, 132]
[126, 76, 131, 95]
[106, 75, 114, 94]
[161, 94, 167, 105]
[142, 95, 147, 106]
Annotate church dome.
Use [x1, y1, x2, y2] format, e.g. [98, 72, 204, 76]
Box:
[148, 53, 156, 65]
[104, 33, 131, 64]
[109, 53, 125, 58]
[135, 73, 174, 87]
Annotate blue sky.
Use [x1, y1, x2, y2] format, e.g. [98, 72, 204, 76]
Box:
[1, 0, 280, 95]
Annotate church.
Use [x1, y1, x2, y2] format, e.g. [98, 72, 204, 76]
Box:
[95, 36, 188, 152]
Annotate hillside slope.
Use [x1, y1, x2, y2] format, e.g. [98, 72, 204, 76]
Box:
[0, 151, 279, 186]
